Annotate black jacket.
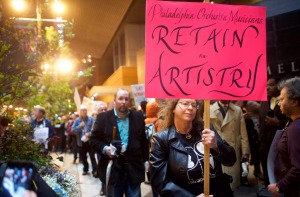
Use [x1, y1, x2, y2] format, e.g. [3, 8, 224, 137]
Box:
[150, 126, 236, 197]
[90, 109, 149, 185]
[259, 101, 290, 147]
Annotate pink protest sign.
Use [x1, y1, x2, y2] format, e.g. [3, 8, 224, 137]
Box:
[145, 0, 267, 101]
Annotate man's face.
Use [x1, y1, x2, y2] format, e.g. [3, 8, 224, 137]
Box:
[80, 109, 87, 118]
[34, 109, 43, 119]
[97, 105, 107, 114]
[115, 90, 130, 114]
[267, 79, 279, 97]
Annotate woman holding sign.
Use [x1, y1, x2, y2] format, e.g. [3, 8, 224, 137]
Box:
[150, 99, 236, 197]
[268, 77, 300, 197]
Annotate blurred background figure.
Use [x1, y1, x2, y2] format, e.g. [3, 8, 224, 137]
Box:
[94, 101, 108, 196]
[55, 115, 68, 154]
[0, 115, 11, 135]
[140, 100, 148, 119]
[66, 112, 79, 164]
[72, 105, 97, 176]
[30, 105, 55, 153]
[244, 101, 263, 182]
[145, 101, 162, 133]
[210, 100, 250, 191]
[96, 102, 107, 114]
[144, 101, 162, 197]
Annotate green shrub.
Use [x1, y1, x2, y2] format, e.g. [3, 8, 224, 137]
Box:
[0, 118, 51, 168]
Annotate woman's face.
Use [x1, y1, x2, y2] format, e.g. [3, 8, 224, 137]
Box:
[173, 99, 197, 122]
[279, 88, 293, 118]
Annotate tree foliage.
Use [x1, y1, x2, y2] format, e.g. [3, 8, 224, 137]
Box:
[0, 19, 38, 107]
[0, 3, 90, 193]
[26, 23, 78, 118]
[0, 7, 94, 119]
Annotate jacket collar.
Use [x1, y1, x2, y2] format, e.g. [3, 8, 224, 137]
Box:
[211, 102, 235, 127]
[113, 107, 130, 119]
[168, 126, 187, 153]
[222, 103, 235, 127]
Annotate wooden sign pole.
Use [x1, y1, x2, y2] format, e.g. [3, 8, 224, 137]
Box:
[203, 100, 210, 197]
[201, 0, 211, 193]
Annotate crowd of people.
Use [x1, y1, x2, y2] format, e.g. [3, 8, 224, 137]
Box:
[3, 76, 299, 197]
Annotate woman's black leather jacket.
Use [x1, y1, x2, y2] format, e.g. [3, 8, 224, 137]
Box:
[150, 126, 236, 197]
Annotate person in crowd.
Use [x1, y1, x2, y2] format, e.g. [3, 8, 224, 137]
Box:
[66, 112, 79, 164]
[210, 100, 250, 190]
[0, 115, 11, 135]
[90, 88, 149, 197]
[150, 99, 236, 197]
[268, 77, 300, 197]
[54, 115, 67, 153]
[30, 105, 55, 152]
[259, 78, 290, 186]
[144, 101, 162, 197]
[140, 100, 148, 119]
[145, 101, 162, 133]
[94, 101, 108, 195]
[244, 101, 263, 180]
[66, 115, 72, 152]
[96, 102, 108, 114]
[72, 105, 97, 176]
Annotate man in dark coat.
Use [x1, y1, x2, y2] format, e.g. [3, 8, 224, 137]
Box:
[90, 88, 149, 197]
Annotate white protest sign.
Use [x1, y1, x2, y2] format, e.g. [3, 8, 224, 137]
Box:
[131, 84, 146, 108]
[34, 127, 49, 143]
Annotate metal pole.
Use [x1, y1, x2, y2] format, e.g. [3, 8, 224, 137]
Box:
[10, 17, 67, 23]
[36, 0, 42, 39]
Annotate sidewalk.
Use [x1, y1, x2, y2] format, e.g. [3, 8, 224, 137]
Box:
[54, 152, 152, 197]
[54, 151, 265, 197]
